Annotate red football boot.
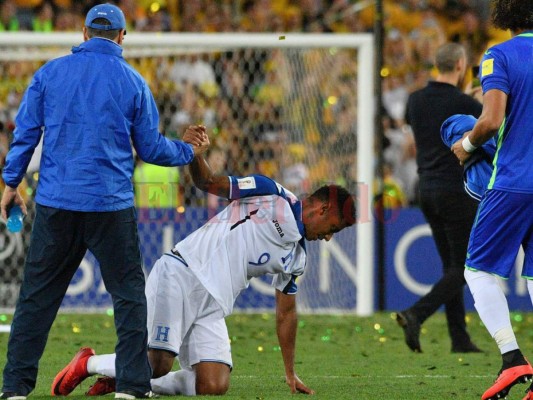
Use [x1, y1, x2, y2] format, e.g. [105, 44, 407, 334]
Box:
[86, 376, 116, 396]
[51, 347, 96, 396]
[482, 363, 533, 400]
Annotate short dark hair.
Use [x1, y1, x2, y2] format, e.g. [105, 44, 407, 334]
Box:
[86, 17, 121, 40]
[435, 43, 465, 73]
[491, 0, 533, 31]
[309, 185, 356, 226]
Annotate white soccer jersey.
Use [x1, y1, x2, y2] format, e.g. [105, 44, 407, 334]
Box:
[172, 175, 307, 316]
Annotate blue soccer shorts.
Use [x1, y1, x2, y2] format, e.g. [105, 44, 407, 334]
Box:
[465, 189, 533, 279]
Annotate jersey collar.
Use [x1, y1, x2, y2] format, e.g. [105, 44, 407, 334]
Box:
[278, 186, 306, 238]
[291, 200, 305, 238]
[72, 37, 124, 58]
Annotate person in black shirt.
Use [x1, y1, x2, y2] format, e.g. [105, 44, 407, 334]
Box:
[396, 42, 482, 353]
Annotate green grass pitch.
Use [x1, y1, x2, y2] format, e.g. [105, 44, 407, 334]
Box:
[1, 311, 533, 399]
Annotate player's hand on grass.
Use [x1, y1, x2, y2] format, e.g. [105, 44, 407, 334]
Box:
[286, 373, 315, 395]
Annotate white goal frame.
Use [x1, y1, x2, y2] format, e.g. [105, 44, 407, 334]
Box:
[0, 32, 375, 316]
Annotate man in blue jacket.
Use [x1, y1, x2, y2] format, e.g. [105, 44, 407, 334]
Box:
[0, 4, 208, 399]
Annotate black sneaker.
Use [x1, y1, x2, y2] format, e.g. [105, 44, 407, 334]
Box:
[0, 393, 27, 400]
[451, 341, 483, 353]
[396, 310, 422, 352]
[115, 390, 158, 399]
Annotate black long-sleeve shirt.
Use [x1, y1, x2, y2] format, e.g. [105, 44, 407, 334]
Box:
[406, 81, 482, 192]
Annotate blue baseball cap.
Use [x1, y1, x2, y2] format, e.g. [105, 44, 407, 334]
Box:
[85, 3, 126, 32]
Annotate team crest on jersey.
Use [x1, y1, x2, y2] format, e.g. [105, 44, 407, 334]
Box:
[155, 326, 170, 342]
[238, 177, 256, 190]
[481, 58, 493, 77]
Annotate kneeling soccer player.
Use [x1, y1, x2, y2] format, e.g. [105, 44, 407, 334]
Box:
[51, 137, 356, 397]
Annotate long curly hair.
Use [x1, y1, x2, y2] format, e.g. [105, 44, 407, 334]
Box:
[491, 0, 533, 31]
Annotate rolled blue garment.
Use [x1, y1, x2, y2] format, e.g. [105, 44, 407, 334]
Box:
[440, 114, 497, 201]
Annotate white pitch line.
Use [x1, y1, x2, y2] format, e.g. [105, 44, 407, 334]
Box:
[395, 375, 492, 379]
[234, 374, 494, 379]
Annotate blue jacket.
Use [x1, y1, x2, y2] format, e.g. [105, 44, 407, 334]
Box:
[3, 38, 194, 211]
[440, 114, 496, 201]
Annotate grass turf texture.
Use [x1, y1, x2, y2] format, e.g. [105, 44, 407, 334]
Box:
[1, 312, 533, 399]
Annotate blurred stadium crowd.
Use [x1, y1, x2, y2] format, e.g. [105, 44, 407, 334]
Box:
[0, 0, 510, 208]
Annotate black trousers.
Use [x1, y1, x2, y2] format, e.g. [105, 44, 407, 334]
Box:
[2, 205, 152, 395]
[411, 189, 478, 346]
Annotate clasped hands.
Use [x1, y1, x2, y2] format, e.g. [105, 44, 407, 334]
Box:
[183, 125, 210, 156]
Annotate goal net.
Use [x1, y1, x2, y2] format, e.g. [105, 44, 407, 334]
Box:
[0, 32, 374, 315]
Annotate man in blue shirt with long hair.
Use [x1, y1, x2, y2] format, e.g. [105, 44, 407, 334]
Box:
[452, 1, 533, 399]
[0, 4, 208, 399]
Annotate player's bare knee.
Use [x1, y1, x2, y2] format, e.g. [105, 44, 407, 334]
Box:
[148, 348, 175, 378]
[195, 362, 230, 395]
[151, 362, 173, 379]
[196, 377, 229, 395]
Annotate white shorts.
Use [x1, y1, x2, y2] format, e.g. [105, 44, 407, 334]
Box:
[146, 253, 232, 369]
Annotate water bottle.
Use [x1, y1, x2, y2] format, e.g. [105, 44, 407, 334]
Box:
[6, 205, 24, 233]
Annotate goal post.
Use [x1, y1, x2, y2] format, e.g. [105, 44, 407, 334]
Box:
[0, 32, 375, 315]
